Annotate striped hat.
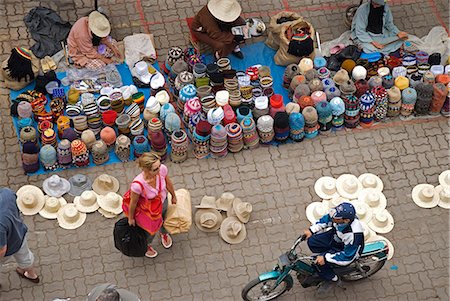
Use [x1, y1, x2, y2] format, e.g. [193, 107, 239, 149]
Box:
[15, 47, 32, 60]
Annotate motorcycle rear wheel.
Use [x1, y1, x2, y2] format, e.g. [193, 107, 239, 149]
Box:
[242, 278, 290, 301]
[340, 258, 386, 281]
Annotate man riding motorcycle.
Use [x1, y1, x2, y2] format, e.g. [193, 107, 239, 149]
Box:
[303, 202, 364, 295]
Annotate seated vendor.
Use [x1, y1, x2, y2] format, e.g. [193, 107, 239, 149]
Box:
[351, 0, 408, 54]
[191, 0, 245, 59]
[0, 47, 39, 91]
[67, 11, 122, 70]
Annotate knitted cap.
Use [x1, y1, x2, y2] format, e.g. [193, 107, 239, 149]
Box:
[325, 86, 341, 101]
[401, 87, 418, 104]
[341, 59, 356, 73]
[395, 76, 409, 90]
[387, 86, 402, 102]
[309, 78, 324, 93]
[329, 97, 346, 116]
[333, 69, 350, 86]
[302, 106, 318, 124]
[100, 126, 117, 146]
[285, 102, 300, 114]
[368, 76, 382, 89]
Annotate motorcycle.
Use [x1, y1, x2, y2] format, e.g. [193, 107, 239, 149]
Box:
[242, 233, 388, 300]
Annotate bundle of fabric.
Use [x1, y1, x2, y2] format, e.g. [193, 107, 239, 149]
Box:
[210, 124, 228, 158]
[171, 130, 189, 163]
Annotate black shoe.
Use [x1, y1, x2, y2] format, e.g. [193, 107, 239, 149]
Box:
[231, 51, 244, 59]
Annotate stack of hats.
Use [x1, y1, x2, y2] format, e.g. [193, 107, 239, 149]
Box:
[170, 130, 189, 163]
[39, 144, 58, 171]
[343, 94, 360, 128]
[193, 120, 211, 159]
[329, 97, 346, 130]
[175, 71, 195, 94]
[315, 101, 333, 131]
[132, 135, 150, 158]
[61, 128, 78, 142]
[56, 116, 71, 139]
[82, 94, 102, 136]
[411, 169, 450, 211]
[50, 97, 64, 120]
[125, 103, 141, 123]
[372, 86, 388, 121]
[207, 107, 224, 125]
[169, 60, 189, 91]
[256, 115, 274, 144]
[129, 118, 145, 137]
[269, 94, 285, 118]
[115, 134, 131, 162]
[414, 83, 433, 115]
[91, 140, 109, 165]
[210, 124, 228, 158]
[283, 63, 299, 89]
[100, 127, 117, 147]
[236, 106, 253, 124]
[115, 114, 131, 136]
[41, 128, 58, 148]
[273, 111, 290, 141]
[303, 106, 319, 138]
[147, 117, 163, 138]
[110, 91, 125, 114]
[223, 104, 237, 125]
[96, 95, 111, 113]
[159, 103, 176, 124]
[17, 101, 33, 119]
[429, 83, 448, 114]
[226, 122, 244, 153]
[66, 103, 83, 119]
[150, 131, 167, 160]
[359, 92, 375, 127]
[72, 116, 88, 135]
[253, 96, 269, 120]
[240, 117, 259, 149]
[200, 95, 216, 114]
[17, 117, 34, 133]
[164, 113, 182, 134]
[289, 112, 305, 141]
[57, 139, 72, 168]
[184, 97, 202, 133]
[132, 92, 145, 112]
[400, 87, 417, 118]
[20, 126, 37, 145]
[71, 139, 89, 167]
[81, 129, 96, 150]
[386, 86, 402, 117]
[193, 62, 207, 79]
[165, 46, 183, 74]
[22, 141, 40, 173]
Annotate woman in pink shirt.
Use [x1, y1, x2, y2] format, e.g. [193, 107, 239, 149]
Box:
[126, 152, 177, 258]
[67, 11, 121, 70]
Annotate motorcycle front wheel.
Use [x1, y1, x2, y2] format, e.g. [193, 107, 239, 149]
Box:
[241, 277, 290, 301]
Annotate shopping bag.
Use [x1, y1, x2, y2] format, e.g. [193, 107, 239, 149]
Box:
[163, 189, 192, 234]
[113, 217, 148, 257]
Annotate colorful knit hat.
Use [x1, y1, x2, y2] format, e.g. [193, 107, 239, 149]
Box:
[372, 86, 388, 121]
[400, 87, 417, 117]
[315, 100, 333, 131]
[289, 112, 305, 141]
[57, 139, 72, 167]
[415, 83, 433, 115]
[39, 144, 58, 171]
[329, 97, 345, 116]
[325, 86, 341, 101]
[22, 141, 40, 174]
[429, 83, 448, 114]
[100, 126, 117, 146]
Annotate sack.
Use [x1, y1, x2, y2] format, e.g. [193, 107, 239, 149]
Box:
[266, 11, 302, 50]
[163, 189, 192, 234]
[113, 217, 148, 257]
[274, 18, 315, 66]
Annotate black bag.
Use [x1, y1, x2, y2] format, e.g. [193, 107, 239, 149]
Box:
[335, 45, 361, 62]
[287, 34, 314, 57]
[113, 217, 148, 257]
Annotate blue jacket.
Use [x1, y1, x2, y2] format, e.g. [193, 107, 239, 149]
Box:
[310, 214, 364, 266]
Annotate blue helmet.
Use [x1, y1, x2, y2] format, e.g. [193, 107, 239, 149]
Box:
[331, 202, 356, 220]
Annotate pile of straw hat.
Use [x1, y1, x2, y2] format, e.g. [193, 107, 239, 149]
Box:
[411, 170, 450, 210]
[307, 173, 394, 260]
[194, 192, 252, 244]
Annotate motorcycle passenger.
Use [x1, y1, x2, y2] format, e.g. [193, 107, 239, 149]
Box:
[303, 202, 364, 295]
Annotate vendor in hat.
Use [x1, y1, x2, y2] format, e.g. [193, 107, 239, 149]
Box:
[0, 47, 39, 91]
[351, 0, 408, 54]
[67, 11, 122, 70]
[191, 0, 245, 59]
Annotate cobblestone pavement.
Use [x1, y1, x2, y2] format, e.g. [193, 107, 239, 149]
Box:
[0, 0, 449, 300]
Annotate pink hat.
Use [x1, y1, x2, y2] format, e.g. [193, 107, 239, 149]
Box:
[311, 91, 327, 105]
[100, 126, 117, 146]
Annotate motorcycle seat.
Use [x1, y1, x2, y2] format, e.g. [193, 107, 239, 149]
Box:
[361, 240, 387, 256]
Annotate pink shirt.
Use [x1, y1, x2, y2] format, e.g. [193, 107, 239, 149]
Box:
[130, 164, 168, 201]
[67, 17, 103, 66]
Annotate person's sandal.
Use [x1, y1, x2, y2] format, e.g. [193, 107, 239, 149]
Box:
[16, 268, 40, 283]
[145, 246, 158, 258]
[161, 233, 173, 249]
[45, 56, 57, 71]
[40, 58, 50, 73]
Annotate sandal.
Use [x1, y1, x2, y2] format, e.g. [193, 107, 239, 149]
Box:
[16, 268, 40, 283]
[45, 56, 57, 71]
[41, 58, 50, 73]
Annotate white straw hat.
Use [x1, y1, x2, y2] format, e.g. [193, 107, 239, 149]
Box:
[227, 198, 252, 223]
[42, 175, 71, 198]
[97, 192, 123, 215]
[358, 173, 383, 191]
[74, 190, 100, 213]
[306, 201, 329, 224]
[88, 11, 111, 38]
[16, 185, 45, 215]
[435, 185, 450, 209]
[216, 192, 235, 211]
[207, 0, 242, 23]
[57, 204, 87, 230]
[194, 208, 223, 232]
[360, 221, 376, 242]
[195, 195, 217, 209]
[39, 196, 67, 219]
[411, 184, 439, 208]
[353, 201, 373, 223]
[328, 196, 352, 209]
[336, 174, 362, 199]
[367, 210, 394, 234]
[367, 235, 394, 260]
[98, 208, 118, 219]
[438, 170, 450, 187]
[219, 217, 247, 244]
[314, 176, 339, 199]
[358, 188, 387, 213]
[92, 174, 120, 195]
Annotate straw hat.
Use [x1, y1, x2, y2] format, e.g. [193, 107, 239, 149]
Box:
[207, 0, 242, 23]
[39, 195, 67, 219]
[194, 208, 223, 232]
[328, 196, 352, 209]
[88, 11, 111, 38]
[219, 217, 247, 244]
[227, 198, 252, 223]
[411, 184, 439, 208]
[360, 221, 376, 242]
[367, 235, 394, 260]
[74, 190, 100, 213]
[98, 208, 118, 218]
[438, 170, 450, 187]
[314, 176, 339, 199]
[195, 195, 217, 209]
[216, 192, 235, 211]
[68, 174, 93, 196]
[358, 173, 384, 191]
[435, 185, 450, 209]
[367, 210, 394, 234]
[353, 201, 373, 223]
[336, 174, 362, 199]
[42, 174, 71, 197]
[16, 185, 45, 215]
[358, 188, 387, 213]
[57, 204, 87, 230]
[92, 174, 120, 195]
[97, 192, 123, 215]
[306, 201, 329, 224]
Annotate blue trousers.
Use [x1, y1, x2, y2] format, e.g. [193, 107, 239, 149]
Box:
[307, 230, 344, 281]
